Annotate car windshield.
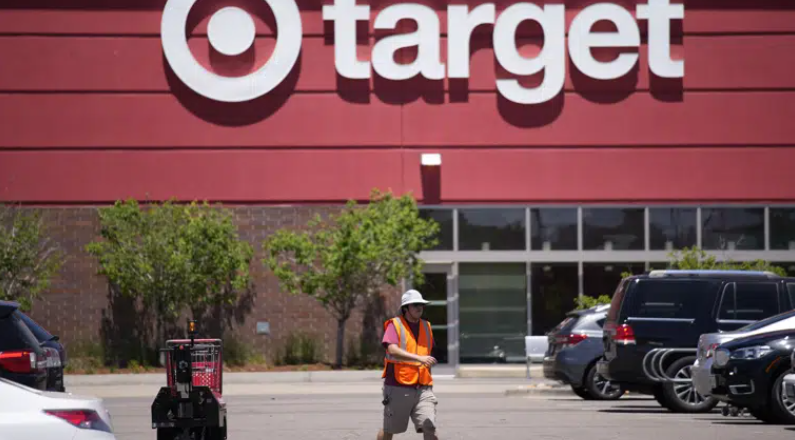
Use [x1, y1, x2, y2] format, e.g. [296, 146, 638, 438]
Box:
[735, 309, 795, 332]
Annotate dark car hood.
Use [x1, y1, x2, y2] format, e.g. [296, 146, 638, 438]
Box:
[721, 329, 795, 350]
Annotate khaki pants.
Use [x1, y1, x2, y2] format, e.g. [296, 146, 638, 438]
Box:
[382, 384, 438, 435]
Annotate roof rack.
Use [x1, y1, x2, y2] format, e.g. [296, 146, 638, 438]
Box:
[647, 269, 781, 279]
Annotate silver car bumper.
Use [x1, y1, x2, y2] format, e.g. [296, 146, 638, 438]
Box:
[691, 357, 715, 396]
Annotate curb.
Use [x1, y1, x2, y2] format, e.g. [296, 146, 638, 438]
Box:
[65, 370, 385, 387]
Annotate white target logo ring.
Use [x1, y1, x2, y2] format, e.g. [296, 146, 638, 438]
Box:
[161, 0, 303, 103]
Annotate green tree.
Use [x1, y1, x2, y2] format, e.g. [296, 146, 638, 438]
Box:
[665, 246, 787, 276]
[85, 199, 253, 363]
[0, 205, 64, 311]
[262, 189, 440, 368]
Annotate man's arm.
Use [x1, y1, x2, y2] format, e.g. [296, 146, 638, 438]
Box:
[382, 322, 436, 366]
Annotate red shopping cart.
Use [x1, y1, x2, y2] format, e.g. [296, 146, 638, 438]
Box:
[151, 320, 227, 440]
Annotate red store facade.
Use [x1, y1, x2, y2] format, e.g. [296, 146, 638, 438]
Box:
[2, 0, 795, 367]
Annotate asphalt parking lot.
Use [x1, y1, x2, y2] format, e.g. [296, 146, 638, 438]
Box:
[104, 389, 794, 440]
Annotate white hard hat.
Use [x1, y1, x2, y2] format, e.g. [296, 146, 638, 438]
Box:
[401, 289, 430, 307]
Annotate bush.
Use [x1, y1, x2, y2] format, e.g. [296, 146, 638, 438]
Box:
[575, 294, 613, 310]
[223, 334, 266, 367]
[279, 332, 320, 365]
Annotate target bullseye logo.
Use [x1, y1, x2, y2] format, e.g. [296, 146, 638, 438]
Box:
[161, 0, 303, 102]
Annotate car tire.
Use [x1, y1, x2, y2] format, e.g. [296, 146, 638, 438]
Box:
[768, 370, 795, 424]
[584, 364, 624, 400]
[660, 356, 719, 413]
[571, 385, 593, 400]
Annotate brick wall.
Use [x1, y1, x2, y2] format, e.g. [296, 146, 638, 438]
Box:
[23, 205, 403, 366]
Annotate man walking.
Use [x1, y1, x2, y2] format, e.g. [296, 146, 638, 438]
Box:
[378, 289, 438, 440]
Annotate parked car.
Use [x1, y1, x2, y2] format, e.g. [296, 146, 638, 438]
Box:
[597, 269, 795, 413]
[0, 376, 116, 440]
[693, 308, 795, 397]
[0, 301, 48, 390]
[710, 328, 795, 423]
[17, 311, 67, 392]
[543, 304, 624, 400]
[0, 300, 64, 392]
[782, 351, 795, 412]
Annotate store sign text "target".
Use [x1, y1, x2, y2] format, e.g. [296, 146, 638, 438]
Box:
[161, 0, 684, 104]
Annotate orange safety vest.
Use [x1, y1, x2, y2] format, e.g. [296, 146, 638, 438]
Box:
[381, 316, 434, 386]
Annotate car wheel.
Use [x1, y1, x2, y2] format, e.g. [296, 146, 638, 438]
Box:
[584, 364, 624, 400]
[571, 385, 593, 400]
[660, 356, 719, 413]
[768, 370, 795, 424]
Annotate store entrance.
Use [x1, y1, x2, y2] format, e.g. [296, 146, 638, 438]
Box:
[410, 263, 456, 367]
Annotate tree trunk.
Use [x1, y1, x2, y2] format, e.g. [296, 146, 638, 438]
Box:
[335, 318, 347, 369]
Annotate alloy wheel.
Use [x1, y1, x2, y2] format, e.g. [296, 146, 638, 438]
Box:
[673, 364, 707, 406]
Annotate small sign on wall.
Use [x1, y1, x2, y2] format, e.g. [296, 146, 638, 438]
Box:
[256, 322, 270, 335]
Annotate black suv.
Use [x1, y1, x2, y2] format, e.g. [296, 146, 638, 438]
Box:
[597, 269, 795, 413]
[0, 300, 65, 391]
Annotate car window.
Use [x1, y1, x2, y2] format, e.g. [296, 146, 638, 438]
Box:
[622, 279, 721, 319]
[719, 282, 780, 321]
[0, 314, 39, 351]
[16, 312, 54, 343]
[606, 278, 629, 322]
[788, 283, 795, 306]
[574, 316, 605, 331]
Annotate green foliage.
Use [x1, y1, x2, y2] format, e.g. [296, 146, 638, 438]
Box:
[262, 188, 440, 367]
[85, 199, 254, 358]
[0, 206, 64, 311]
[223, 333, 266, 367]
[665, 246, 788, 276]
[575, 294, 613, 310]
[279, 332, 320, 366]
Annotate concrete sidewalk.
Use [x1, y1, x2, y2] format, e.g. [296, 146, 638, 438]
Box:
[61, 364, 568, 399]
[64, 364, 545, 387]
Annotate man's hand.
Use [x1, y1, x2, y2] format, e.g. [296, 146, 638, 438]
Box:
[416, 355, 437, 367]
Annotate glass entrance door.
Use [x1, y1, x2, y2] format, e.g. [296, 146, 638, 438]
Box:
[411, 263, 455, 366]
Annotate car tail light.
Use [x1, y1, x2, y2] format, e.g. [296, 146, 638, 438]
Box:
[556, 334, 588, 347]
[43, 347, 62, 368]
[44, 410, 113, 433]
[705, 343, 719, 358]
[613, 324, 636, 345]
[0, 350, 38, 373]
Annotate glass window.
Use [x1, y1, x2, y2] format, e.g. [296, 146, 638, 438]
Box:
[701, 207, 764, 250]
[459, 263, 527, 363]
[530, 208, 577, 250]
[788, 283, 795, 307]
[582, 208, 645, 250]
[458, 209, 526, 251]
[419, 208, 453, 250]
[719, 282, 780, 322]
[0, 314, 39, 351]
[770, 208, 795, 250]
[583, 263, 646, 299]
[412, 272, 449, 364]
[649, 207, 697, 250]
[623, 279, 722, 319]
[530, 263, 578, 335]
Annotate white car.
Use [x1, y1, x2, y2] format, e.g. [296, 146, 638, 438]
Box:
[0, 377, 116, 440]
[693, 309, 795, 396]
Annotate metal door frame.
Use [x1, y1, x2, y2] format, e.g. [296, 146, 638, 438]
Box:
[408, 262, 458, 369]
